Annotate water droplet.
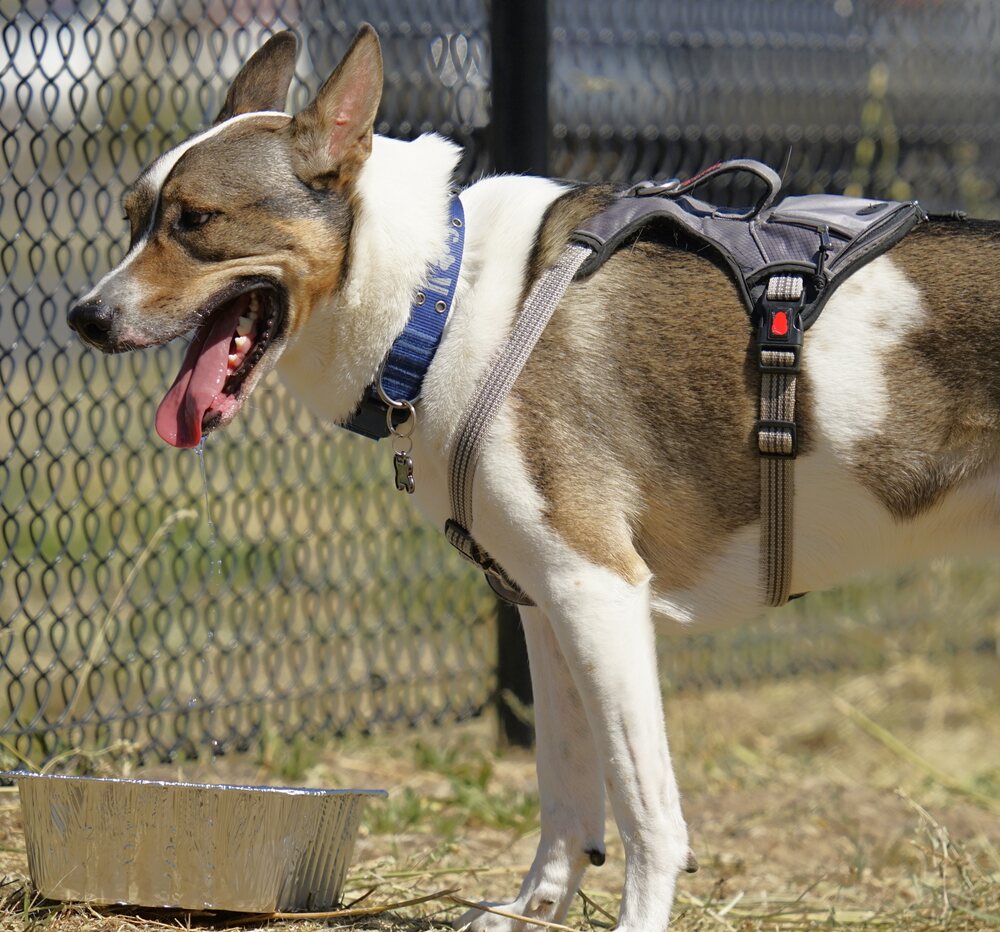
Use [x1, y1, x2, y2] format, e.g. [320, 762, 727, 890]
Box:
[194, 438, 222, 578]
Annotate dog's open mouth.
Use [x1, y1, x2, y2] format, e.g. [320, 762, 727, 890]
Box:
[154, 280, 285, 448]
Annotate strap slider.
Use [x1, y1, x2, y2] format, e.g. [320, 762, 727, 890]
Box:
[757, 419, 797, 458]
[758, 345, 801, 374]
[444, 520, 533, 606]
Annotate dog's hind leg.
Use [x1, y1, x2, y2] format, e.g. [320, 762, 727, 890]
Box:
[456, 605, 606, 932]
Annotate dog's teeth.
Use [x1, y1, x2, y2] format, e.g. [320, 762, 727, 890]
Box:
[227, 353, 239, 369]
[234, 335, 250, 350]
[248, 293, 259, 314]
[236, 316, 253, 336]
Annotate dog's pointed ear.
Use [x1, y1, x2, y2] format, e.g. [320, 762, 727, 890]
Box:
[287, 24, 383, 188]
[215, 31, 299, 124]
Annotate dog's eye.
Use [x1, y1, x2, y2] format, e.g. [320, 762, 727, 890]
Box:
[176, 209, 216, 232]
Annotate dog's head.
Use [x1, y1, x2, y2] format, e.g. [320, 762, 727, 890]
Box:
[68, 26, 383, 447]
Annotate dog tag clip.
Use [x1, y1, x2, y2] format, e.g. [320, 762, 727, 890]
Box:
[393, 451, 415, 494]
[376, 387, 418, 495]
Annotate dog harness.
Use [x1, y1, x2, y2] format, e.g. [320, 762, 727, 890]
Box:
[444, 159, 926, 606]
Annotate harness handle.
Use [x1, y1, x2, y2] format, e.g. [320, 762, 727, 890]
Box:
[635, 158, 783, 220]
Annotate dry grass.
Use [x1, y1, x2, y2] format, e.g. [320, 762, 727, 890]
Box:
[2, 652, 999, 931]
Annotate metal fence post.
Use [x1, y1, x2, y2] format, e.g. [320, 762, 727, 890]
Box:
[489, 0, 549, 748]
[496, 600, 534, 747]
[489, 0, 549, 176]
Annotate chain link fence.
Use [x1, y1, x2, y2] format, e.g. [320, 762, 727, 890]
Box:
[549, 0, 1000, 214]
[3, 0, 999, 768]
[1, 0, 496, 766]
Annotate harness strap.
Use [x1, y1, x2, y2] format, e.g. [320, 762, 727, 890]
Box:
[445, 243, 593, 605]
[447, 247, 804, 609]
[757, 274, 803, 606]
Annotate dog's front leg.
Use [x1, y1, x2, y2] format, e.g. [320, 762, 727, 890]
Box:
[543, 570, 688, 931]
[458, 605, 605, 932]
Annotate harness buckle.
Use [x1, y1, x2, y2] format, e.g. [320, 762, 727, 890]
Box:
[754, 289, 805, 374]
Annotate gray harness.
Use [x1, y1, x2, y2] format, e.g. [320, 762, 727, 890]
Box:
[446, 159, 926, 606]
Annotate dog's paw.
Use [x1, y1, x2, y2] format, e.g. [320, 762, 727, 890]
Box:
[454, 902, 522, 932]
[454, 894, 563, 932]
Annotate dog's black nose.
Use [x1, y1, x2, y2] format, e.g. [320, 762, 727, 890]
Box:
[68, 300, 115, 350]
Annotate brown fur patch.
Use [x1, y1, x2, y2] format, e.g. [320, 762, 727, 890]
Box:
[122, 117, 353, 343]
[513, 188, 771, 590]
[857, 219, 1000, 519]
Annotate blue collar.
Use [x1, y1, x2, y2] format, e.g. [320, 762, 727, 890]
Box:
[342, 195, 466, 439]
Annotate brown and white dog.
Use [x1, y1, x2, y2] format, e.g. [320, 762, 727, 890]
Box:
[68, 27, 1000, 931]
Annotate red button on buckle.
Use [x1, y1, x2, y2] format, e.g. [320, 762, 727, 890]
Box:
[770, 310, 789, 337]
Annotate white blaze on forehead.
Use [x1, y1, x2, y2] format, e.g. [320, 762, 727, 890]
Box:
[81, 110, 290, 305]
[139, 109, 290, 204]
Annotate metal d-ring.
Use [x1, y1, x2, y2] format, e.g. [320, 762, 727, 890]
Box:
[387, 402, 415, 444]
[375, 379, 416, 439]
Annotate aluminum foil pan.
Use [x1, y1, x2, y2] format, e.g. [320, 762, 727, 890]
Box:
[5, 771, 385, 912]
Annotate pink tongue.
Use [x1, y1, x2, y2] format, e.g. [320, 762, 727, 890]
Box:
[155, 297, 248, 448]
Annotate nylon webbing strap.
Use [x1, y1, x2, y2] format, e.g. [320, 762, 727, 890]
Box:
[758, 274, 802, 606]
[343, 196, 466, 439]
[445, 243, 592, 604]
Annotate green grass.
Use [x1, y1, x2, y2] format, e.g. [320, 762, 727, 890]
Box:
[366, 738, 539, 840]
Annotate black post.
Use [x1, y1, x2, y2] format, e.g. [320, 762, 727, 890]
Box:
[489, 0, 548, 748]
[490, 0, 549, 176]
[496, 599, 534, 747]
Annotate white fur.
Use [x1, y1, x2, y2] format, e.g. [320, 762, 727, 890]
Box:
[806, 255, 925, 449]
[455, 417, 688, 932]
[457, 604, 606, 931]
[280, 134, 471, 424]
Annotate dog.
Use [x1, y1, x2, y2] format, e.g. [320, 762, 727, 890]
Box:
[68, 26, 1000, 931]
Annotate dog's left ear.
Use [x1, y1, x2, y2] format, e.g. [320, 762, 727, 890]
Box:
[286, 23, 383, 188]
[215, 30, 299, 124]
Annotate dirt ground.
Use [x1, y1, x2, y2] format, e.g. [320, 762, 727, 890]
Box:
[2, 653, 998, 931]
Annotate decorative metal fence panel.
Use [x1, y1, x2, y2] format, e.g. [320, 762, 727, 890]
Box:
[2, 0, 999, 767]
[1, 0, 495, 766]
